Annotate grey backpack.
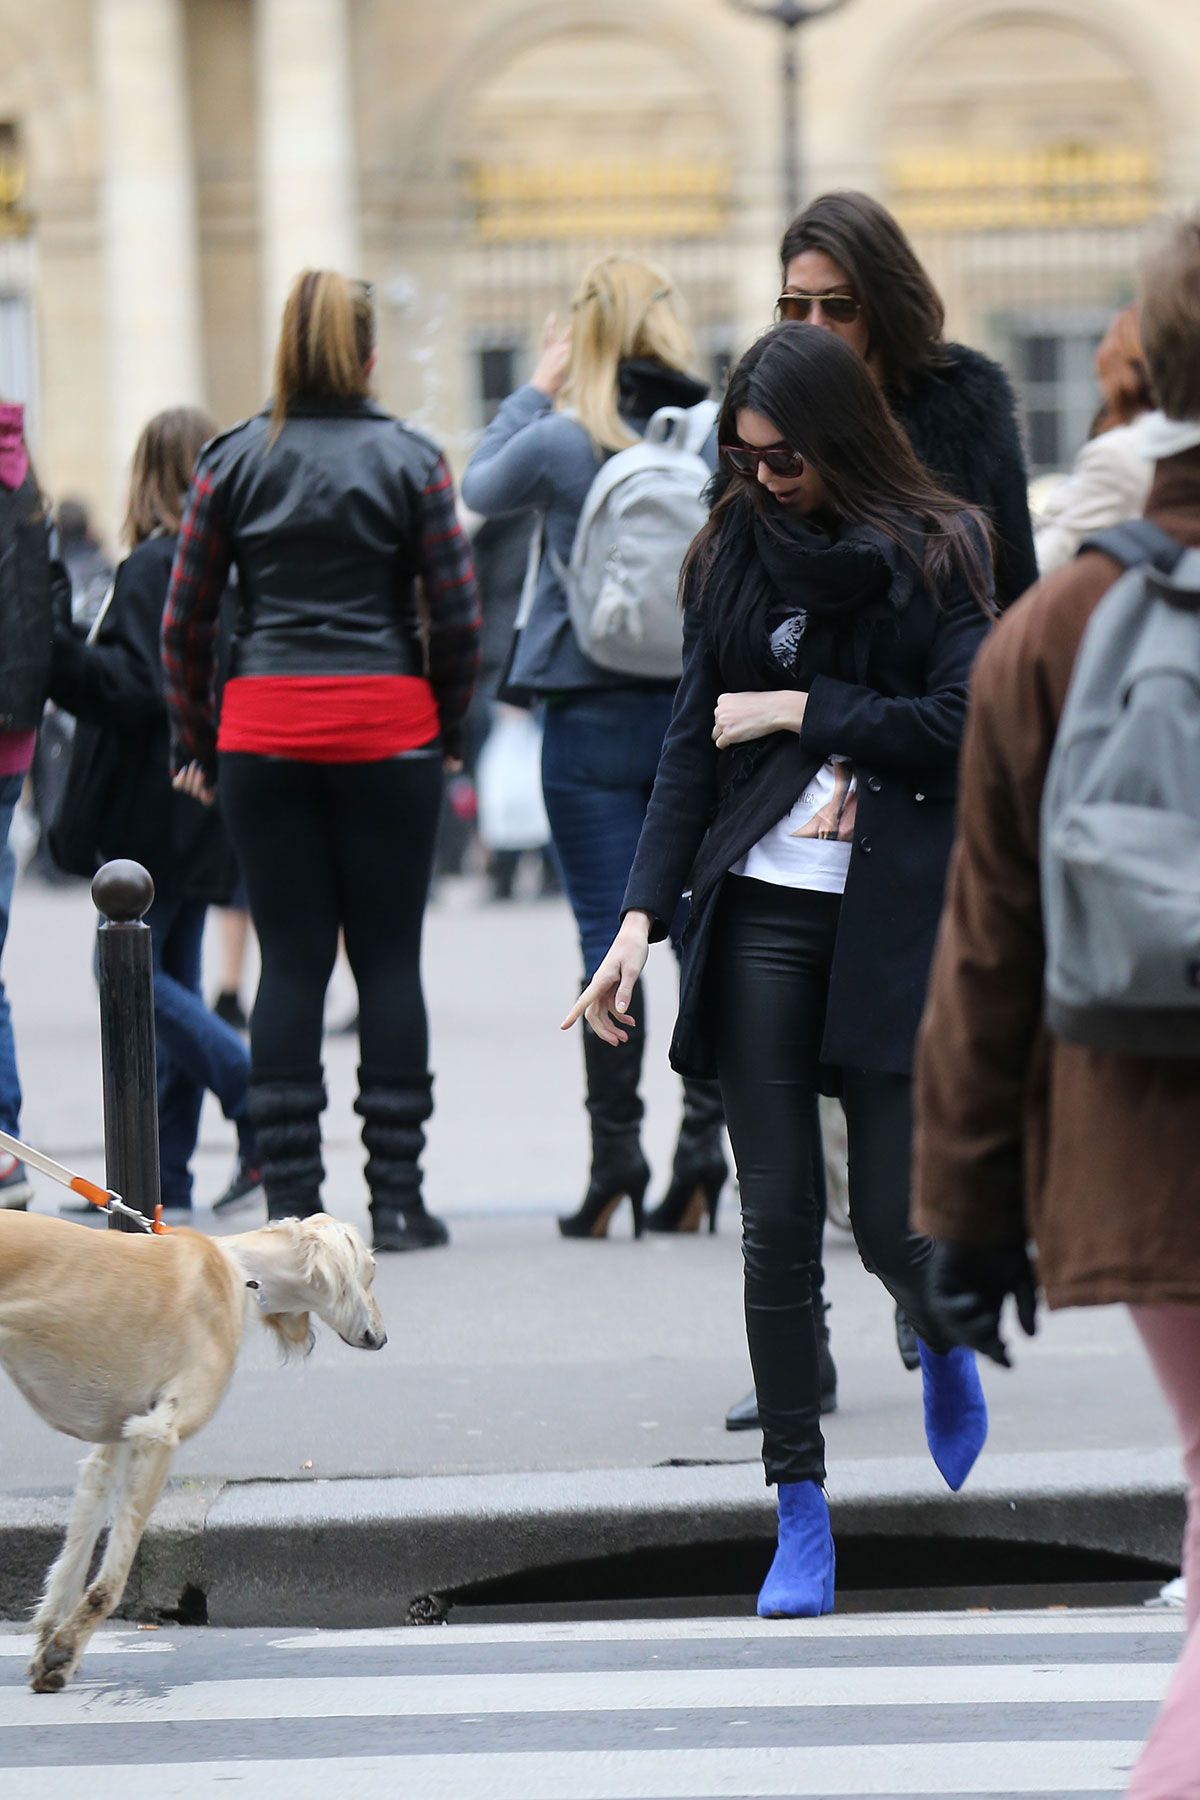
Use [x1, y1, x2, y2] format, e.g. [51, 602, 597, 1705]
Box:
[1041, 518, 1200, 1055]
[550, 399, 719, 680]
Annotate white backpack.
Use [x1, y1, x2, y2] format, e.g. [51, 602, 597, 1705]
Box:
[549, 400, 719, 680]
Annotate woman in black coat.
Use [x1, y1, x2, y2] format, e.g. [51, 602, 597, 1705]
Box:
[566, 324, 995, 1618]
[775, 190, 1037, 610]
[48, 407, 256, 1217]
[721, 189, 1038, 1432]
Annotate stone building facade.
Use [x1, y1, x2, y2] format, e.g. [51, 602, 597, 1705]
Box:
[2, 0, 1198, 539]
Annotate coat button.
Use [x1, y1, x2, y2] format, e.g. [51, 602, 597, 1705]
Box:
[859, 838, 872, 853]
[914, 791, 926, 803]
[866, 776, 882, 793]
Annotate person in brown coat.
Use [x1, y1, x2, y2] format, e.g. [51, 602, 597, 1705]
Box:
[912, 215, 1200, 1800]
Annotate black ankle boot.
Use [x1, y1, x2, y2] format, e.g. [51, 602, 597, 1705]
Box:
[645, 1076, 727, 1233]
[355, 1069, 448, 1252]
[724, 1305, 838, 1432]
[246, 1070, 326, 1220]
[558, 988, 649, 1240]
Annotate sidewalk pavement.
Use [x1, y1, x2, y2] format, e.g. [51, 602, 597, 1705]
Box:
[0, 875, 1185, 1622]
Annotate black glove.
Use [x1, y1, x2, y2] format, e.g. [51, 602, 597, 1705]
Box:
[926, 1239, 1038, 1368]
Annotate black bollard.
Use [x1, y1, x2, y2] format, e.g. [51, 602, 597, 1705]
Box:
[91, 860, 160, 1230]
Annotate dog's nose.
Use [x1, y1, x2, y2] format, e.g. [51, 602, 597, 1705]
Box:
[362, 1328, 387, 1350]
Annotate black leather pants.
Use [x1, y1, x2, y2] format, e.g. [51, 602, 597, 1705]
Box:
[710, 875, 949, 1487]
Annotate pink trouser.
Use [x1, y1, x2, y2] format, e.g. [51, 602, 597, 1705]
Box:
[1127, 1304, 1200, 1800]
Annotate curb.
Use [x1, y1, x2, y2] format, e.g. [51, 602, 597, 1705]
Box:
[0, 1449, 1184, 1627]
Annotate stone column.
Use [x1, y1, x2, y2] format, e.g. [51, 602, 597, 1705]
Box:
[95, 0, 204, 505]
[255, 0, 361, 368]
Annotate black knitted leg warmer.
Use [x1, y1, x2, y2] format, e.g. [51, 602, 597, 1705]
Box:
[355, 1069, 433, 1211]
[355, 1069, 446, 1250]
[246, 1068, 326, 1221]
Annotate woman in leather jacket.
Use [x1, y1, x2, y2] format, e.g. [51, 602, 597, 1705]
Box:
[162, 271, 480, 1252]
[566, 323, 995, 1617]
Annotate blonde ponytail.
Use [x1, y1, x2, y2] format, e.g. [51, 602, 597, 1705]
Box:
[558, 256, 695, 454]
[270, 270, 375, 442]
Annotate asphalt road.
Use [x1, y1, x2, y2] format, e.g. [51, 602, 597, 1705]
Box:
[0, 1606, 1184, 1796]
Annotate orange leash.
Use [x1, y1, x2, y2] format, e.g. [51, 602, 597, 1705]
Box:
[0, 1128, 170, 1233]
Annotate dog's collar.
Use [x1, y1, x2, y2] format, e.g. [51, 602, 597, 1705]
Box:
[246, 1279, 271, 1314]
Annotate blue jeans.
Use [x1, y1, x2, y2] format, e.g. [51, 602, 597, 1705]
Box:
[0, 772, 25, 1136]
[147, 895, 253, 1206]
[541, 690, 679, 981]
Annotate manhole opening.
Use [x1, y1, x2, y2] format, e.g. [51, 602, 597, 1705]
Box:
[434, 1535, 1177, 1623]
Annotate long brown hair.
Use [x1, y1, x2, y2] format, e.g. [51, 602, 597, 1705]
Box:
[1092, 303, 1152, 432]
[683, 322, 992, 610]
[270, 270, 374, 442]
[780, 191, 948, 397]
[123, 406, 218, 547]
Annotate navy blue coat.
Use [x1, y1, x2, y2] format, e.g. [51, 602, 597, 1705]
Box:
[622, 557, 993, 1080]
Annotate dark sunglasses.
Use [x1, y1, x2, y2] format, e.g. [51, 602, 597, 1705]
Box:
[775, 290, 862, 325]
[720, 441, 806, 479]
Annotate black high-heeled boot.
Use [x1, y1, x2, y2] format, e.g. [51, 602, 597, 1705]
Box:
[558, 985, 650, 1240]
[355, 1069, 448, 1252]
[645, 1077, 728, 1233]
[246, 1068, 327, 1221]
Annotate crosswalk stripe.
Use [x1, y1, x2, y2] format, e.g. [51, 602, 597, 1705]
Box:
[270, 1609, 1185, 1649]
[0, 1740, 1148, 1797]
[0, 1661, 1173, 1726]
[0, 1634, 171, 1660]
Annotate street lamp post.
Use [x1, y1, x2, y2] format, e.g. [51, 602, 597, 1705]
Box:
[726, 0, 853, 220]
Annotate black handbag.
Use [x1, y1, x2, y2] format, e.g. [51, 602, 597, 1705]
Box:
[45, 713, 127, 879]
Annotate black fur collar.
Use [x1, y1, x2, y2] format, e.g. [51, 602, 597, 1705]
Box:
[889, 343, 1020, 509]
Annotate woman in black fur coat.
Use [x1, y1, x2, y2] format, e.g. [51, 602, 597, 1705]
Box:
[773, 190, 1037, 611]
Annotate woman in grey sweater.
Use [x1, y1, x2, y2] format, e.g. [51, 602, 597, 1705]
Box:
[462, 255, 723, 1240]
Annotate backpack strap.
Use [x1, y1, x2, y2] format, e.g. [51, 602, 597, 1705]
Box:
[1079, 518, 1185, 574]
[641, 398, 720, 456]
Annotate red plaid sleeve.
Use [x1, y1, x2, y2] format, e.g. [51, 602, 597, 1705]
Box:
[162, 460, 233, 777]
[416, 455, 481, 761]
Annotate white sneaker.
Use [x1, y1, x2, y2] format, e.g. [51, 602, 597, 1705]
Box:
[0, 1152, 34, 1208]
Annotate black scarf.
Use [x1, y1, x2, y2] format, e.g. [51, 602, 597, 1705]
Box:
[700, 496, 917, 791]
[617, 358, 710, 426]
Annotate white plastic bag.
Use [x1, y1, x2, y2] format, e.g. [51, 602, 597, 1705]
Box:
[475, 707, 550, 852]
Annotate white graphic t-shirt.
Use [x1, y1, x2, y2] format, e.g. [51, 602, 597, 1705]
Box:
[729, 607, 857, 894]
[731, 756, 857, 894]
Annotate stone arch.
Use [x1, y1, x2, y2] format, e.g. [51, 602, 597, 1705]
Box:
[860, 3, 1167, 474]
[405, 1, 740, 182]
[853, 1, 1171, 180]
[415, 7, 744, 436]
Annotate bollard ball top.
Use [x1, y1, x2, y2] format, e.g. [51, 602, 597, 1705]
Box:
[91, 859, 155, 923]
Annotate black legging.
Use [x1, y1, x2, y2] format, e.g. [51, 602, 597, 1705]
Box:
[710, 874, 949, 1487]
[218, 751, 443, 1077]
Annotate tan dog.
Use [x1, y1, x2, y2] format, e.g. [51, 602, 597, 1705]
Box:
[0, 1209, 385, 1692]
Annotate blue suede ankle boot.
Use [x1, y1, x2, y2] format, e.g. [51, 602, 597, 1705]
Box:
[756, 1480, 836, 1618]
[918, 1341, 988, 1491]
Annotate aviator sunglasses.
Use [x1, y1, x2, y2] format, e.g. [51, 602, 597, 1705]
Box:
[720, 440, 807, 479]
[775, 290, 862, 326]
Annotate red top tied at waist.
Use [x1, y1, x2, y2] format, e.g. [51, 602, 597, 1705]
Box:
[217, 674, 441, 763]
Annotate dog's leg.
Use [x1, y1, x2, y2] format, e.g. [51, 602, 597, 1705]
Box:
[29, 1402, 178, 1694]
[30, 1443, 127, 1659]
